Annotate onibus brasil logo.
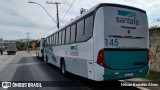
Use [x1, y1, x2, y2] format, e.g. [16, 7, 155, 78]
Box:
[2, 82, 11, 89]
[1, 81, 42, 88]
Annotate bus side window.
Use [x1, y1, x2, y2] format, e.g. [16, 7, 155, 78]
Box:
[56, 33, 59, 45]
[52, 35, 54, 46]
[58, 31, 62, 45]
[54, 34, 56, 46]
[50, 35, 52, 46]
[76, 15, 93, 42]
[70, 24, 76, 43]
[62, 29, 66, 45]
[84, 15, 93, 40]
[76, 19, 84, 42]
[48, 37, 49, 46]
[66, 27, 71, 44]
[50, 36, 52, 46]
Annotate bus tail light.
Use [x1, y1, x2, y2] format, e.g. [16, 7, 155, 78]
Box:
[97, 48, 108, 68]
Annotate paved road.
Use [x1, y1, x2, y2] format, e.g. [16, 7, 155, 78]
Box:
[0, 51, 158, 90]
[0, 51, 82, 90]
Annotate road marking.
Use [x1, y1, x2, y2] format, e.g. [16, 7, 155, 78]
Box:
[0, 61, 2, 62]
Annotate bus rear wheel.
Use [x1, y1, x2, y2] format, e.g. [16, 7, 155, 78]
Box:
[45, 55, 48, 62]
[61, 60, 67, 76]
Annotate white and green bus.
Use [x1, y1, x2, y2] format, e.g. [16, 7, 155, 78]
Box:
[43, 3, 150, 81]
[36, 38, 45, 58]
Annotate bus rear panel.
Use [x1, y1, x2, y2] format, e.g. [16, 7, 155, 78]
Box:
[94, 4, 149, 81]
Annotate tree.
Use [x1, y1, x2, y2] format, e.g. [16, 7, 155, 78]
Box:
[29, 40, 36, 51]
[149, 25, 159, 29]
[150, 19, 160, 29]
[16, 41, 25, 50]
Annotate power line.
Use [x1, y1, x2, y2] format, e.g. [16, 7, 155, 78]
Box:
[34, 5, 56, 39]
[40, 26, 57, 38]
[40, 0, 78, 38]
[35, 0, 80, 39]
[29, 0, 58, 39]
[60, 0, 75, 23]
[39, 1, 72, 37]
[28, 0, 52, 39]
[40, 0, 77, 38]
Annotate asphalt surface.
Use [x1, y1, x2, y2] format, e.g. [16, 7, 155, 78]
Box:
[0, 51, 158, 90]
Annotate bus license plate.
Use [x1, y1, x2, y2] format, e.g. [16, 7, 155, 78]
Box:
[125, 73, 133, 77]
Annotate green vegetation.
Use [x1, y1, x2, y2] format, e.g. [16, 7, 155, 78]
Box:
[15, 40, 37, 51]
[149, 25, 159, 29]
[143, 70, 160, 80]
[16, 41, 26, 50]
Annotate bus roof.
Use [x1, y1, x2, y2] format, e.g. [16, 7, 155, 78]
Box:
[47, 3, 146, 37]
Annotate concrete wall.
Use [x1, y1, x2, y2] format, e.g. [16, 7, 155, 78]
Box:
[149, 28, 160, 71]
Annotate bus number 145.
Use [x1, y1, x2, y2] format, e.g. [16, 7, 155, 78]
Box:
[105, 39, 118, 46]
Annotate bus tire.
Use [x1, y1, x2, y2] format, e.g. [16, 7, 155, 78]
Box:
[37, 53, 39, 57]
[45, 55, 48, 62]
[61, 60, 67, 76]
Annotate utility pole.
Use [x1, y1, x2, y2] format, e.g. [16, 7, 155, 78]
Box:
[46, 1, 61, 29]
[26, 33, 30, 52]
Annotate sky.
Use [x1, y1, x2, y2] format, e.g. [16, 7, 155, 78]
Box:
[0, 0, 160, 40]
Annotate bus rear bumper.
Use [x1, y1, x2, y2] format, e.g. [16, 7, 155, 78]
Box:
[103, 65, 149, 81]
